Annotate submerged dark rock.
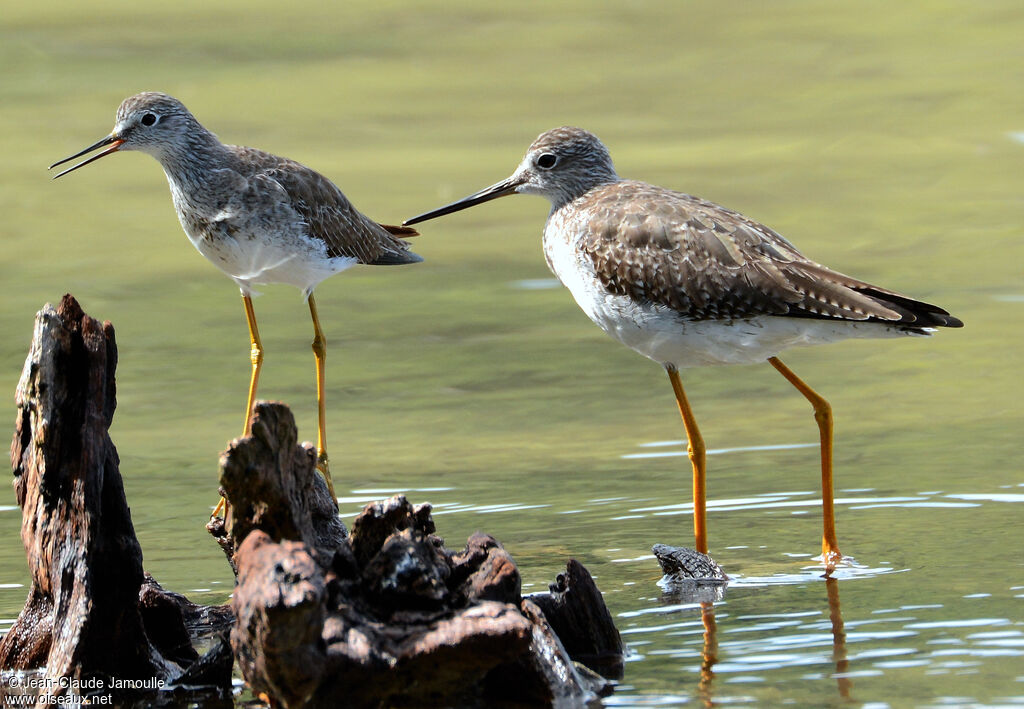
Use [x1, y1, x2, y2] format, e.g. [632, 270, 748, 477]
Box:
[653, 543, 729, 603]
[652, 543, 728, 582]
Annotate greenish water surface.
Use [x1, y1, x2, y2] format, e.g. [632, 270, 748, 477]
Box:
[1, 1, 1022, 706]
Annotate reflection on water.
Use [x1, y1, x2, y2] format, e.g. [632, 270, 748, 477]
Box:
[665, 582, 851, 706]
[509, 278, 561, 290]
[578, 459, 1023, 707]
[612, 557, 1023, 705]
[728, 561, 908, 587]
[608, 484, 989, 523]
[1, 456, 1020, 705]
[697, 603, 718, 707]
[827, 578, 853, 700]
[613, 576, 858, 706]
[622, 441, 818, 460]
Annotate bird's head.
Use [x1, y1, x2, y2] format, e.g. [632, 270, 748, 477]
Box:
[50, 92, 202, 178]
[403, 126, 618, 226]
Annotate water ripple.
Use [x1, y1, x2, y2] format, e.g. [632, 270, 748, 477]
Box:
[623, 442, 817, 460]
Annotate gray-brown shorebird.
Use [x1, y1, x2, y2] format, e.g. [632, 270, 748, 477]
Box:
[405, 126, 962, 569]
[50, 92, 423, 515]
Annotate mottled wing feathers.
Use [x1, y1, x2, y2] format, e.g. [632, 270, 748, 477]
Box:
[578, 182, 960, 328]
[790, 261, 961, 327]
[266, 162, 420, 265]
[230, 146, 421, 265]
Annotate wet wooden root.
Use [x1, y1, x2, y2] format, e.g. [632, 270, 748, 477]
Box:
[529, 558, 625, 678]
[1, 295, 624, 707]
[0, 295, 232, 704]
[220, 402, 622, 708]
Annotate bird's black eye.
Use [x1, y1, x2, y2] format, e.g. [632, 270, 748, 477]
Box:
[536, 153, 558, 169]
[140, 113, 158, 127]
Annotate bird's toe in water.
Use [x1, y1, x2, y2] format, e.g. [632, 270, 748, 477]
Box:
[821, 548, 854, 576]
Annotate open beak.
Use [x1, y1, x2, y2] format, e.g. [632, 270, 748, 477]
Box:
[49, 135, 125, 179]
[404, 174, 523, 226]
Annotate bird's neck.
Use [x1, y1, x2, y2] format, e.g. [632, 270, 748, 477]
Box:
[156, 128, 232, 192]
[549, 171, 620, 212]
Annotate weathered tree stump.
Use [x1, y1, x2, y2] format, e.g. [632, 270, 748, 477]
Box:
[529, 558, 625, 678]
[220, 402, 622, 708]
[2, 295, 625, 707]
[1, 295, 231, 703]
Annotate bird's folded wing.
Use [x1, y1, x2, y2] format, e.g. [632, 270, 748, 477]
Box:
[256, 161, 416, 265]
[578, 185, 939, 325]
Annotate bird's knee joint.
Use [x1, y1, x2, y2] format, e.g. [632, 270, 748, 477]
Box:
[688, 440, 706, 464]
[812, 400, 832, 425]
[250, 343, 263, 367]
[311, 335, 326, 359]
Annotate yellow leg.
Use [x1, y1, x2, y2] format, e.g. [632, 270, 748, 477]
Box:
[242, 293, 264, 435]
[213, 293, 264, 520]
[308, 294, 338, 502]
[666, 365, 708, 555]
[767, 356, 843, 567]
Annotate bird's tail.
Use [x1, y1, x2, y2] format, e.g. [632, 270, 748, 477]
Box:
[855, 287, 964, 329]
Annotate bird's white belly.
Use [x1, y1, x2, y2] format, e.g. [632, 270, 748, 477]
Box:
[544, 232, 910, 368]
[602, 305, 905, 368]
[180, 215, 356, 297]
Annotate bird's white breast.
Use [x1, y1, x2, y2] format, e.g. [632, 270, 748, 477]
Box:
[167, 172, 355, 297]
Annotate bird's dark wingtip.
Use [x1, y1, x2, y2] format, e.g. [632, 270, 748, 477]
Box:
[369, 250, 423, 266]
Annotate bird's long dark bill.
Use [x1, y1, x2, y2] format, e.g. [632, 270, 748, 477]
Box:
[49, 135, 125, 179]
[403, 176, 521, 226]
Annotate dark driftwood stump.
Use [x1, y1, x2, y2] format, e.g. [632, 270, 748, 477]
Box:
[219, 402, 622, 708]
[2, 295, 623, 707]
[529, 558, 625, 678]
[0, 295, 231, 703]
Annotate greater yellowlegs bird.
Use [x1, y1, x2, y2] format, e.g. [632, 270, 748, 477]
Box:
[405, 126, 962, 567]
[50, 92, 423, 514]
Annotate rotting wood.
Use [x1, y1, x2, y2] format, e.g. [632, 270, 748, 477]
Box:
[529, 558, 625, 678]
[2, 295, 625, 708]
[221, 402, 621, 708]
[1, 295, 231, 705]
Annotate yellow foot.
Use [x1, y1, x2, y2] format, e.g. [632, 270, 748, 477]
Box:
[317, 451, 338, 503]
[822, 544, 844, 572]
[211, 496, 227, 520]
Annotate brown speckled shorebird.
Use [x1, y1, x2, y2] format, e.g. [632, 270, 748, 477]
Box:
[405, 126, 962, 569]
[50, 92, 422, 515]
